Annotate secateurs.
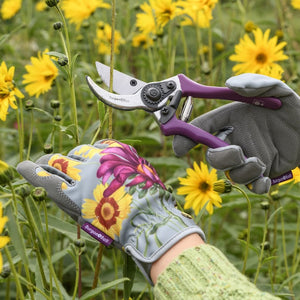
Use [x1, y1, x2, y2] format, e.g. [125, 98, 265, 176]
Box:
[86, 62, 282, 149]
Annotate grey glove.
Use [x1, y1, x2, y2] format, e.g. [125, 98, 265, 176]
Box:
[173, 73, 300, 194]
[17, 140, 204, 284]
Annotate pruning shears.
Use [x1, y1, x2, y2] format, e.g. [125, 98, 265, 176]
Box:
[86, 62, 292, 186]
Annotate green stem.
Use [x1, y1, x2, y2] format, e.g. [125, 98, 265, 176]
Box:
[42, 201, 53, 298]
[4, 247, 25, 300]
[233, 185, 251, 274]
[16, 98, 24, 162]
[23, 198, 63, 299]
[72, 248, 80, 300]
[92, 244, 104, 290]
[26, 110, 34, 160]
[271, 200, 278, 284]
[292, 207, 300, 275]
[55, 6, 79, 145]
[254, 210, 268, 284]
[180, 26, 189, 76]
[8, 182, 35, 299]
[108, 0, 116, 139]
[280, 206, 294, 297]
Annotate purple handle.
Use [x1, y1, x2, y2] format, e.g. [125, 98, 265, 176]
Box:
[178, 74, 282, 110]
[160, 114, 228, 148]
[161, 115, 292, 185]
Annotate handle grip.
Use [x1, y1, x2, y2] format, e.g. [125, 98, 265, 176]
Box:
[161, 114, 292, 185]
[178, 74, 282, 110]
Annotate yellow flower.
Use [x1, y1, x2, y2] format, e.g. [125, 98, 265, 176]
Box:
[22, 49, 58, 98]
[0, 61, 24, 121]
[82, 184, 132, 239]
[177, 0, 218, 28]
[150, 0, 180, 28]
[0, 202, 10, 273]
[229, 28, 288, 78]
[0, 160, 14, 185]
[244, 21, 257, 33]
[136, 3, 157, 35]
[132, 33, 154, 49]
[48, 154, 81, 181]
[94, 22, 124, 55]
[177, 161, 222, 215]
[61, 0, 110, 30]
[35, 0, 48, 12]
[291, 0, 300, 9]
[0, 0, 22, 20]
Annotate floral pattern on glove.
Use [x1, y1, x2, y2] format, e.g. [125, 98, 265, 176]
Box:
[48, 154, 81, 181]
[82, 183, 132, 239]
[97, 141, 165, 197]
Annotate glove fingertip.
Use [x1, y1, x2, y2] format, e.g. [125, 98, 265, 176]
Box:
[172, 135, 196, 157]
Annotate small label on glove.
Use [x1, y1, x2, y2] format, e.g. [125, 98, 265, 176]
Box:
[82, 223, 113, 246]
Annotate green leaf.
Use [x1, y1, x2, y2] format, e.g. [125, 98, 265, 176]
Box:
[6, 204, 29, 265]
[47, 51, 67, 60]
[123, 253, 136, 300]
[80, 278, 129, 300]
[46, 214, 97, 243]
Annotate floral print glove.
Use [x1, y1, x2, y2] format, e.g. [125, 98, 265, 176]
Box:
[17, 140, 205, 284]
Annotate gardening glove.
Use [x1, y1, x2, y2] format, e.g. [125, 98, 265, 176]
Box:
[16, 139, 205, 284]
[173, 73, 300, 194]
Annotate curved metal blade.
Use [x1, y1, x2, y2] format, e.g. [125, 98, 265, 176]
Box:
[96, 61, 146, 95]
[86, 76, 150, 111]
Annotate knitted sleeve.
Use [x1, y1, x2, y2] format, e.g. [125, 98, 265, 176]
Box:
[154, 244, 280, 300]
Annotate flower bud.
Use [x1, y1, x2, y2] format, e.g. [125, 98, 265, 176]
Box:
[270, 190, 280, 201]
[15, 184, 31, 198]
[25, 99, 34, 111]
[260, 241, 270, 250]
[43, 144, 53, 154]
[213, 180, 232, 194]
[0, 160, 14, 185]
[45, 0, 59, 7]
[57, 56, 68, 66]
[87, 100, 94, 107]
[215, 42, 225, 52]
[260, 201, 270, 210]
[95, 78, 103, 85]
[31, 187, 47, 202]
[53, 22, 63, 30]
[50, 99, 60, 109]
[54, 115, 62, 122]
[244, 21, 257, 33]
[82, 20, 90, 29]
[74, 239, 85, 248]
[0, 266, 11, 278]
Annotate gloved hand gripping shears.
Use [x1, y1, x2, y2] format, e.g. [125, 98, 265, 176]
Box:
[86, 63, 294, 193]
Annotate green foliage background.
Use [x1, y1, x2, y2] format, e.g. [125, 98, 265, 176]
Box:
[0, 0, 300, 299]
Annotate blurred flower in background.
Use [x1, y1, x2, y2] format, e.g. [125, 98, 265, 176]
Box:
[61, 0, 110, 30]
[0, 0, 22, 20]
[150, 0, 181, 28]
[177, 0, 218, 28]
[136, 2, 157, 35]
[132, 33, 154, 49]
[0, 202, 10, 273]
[0, 62, 24, 121]
[22, 49, 58, 98]
[229, 28, 288, 79]
[35, 0, 48, 12]
[94, 21, 124, 55]
[291, 0, 300, 9]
